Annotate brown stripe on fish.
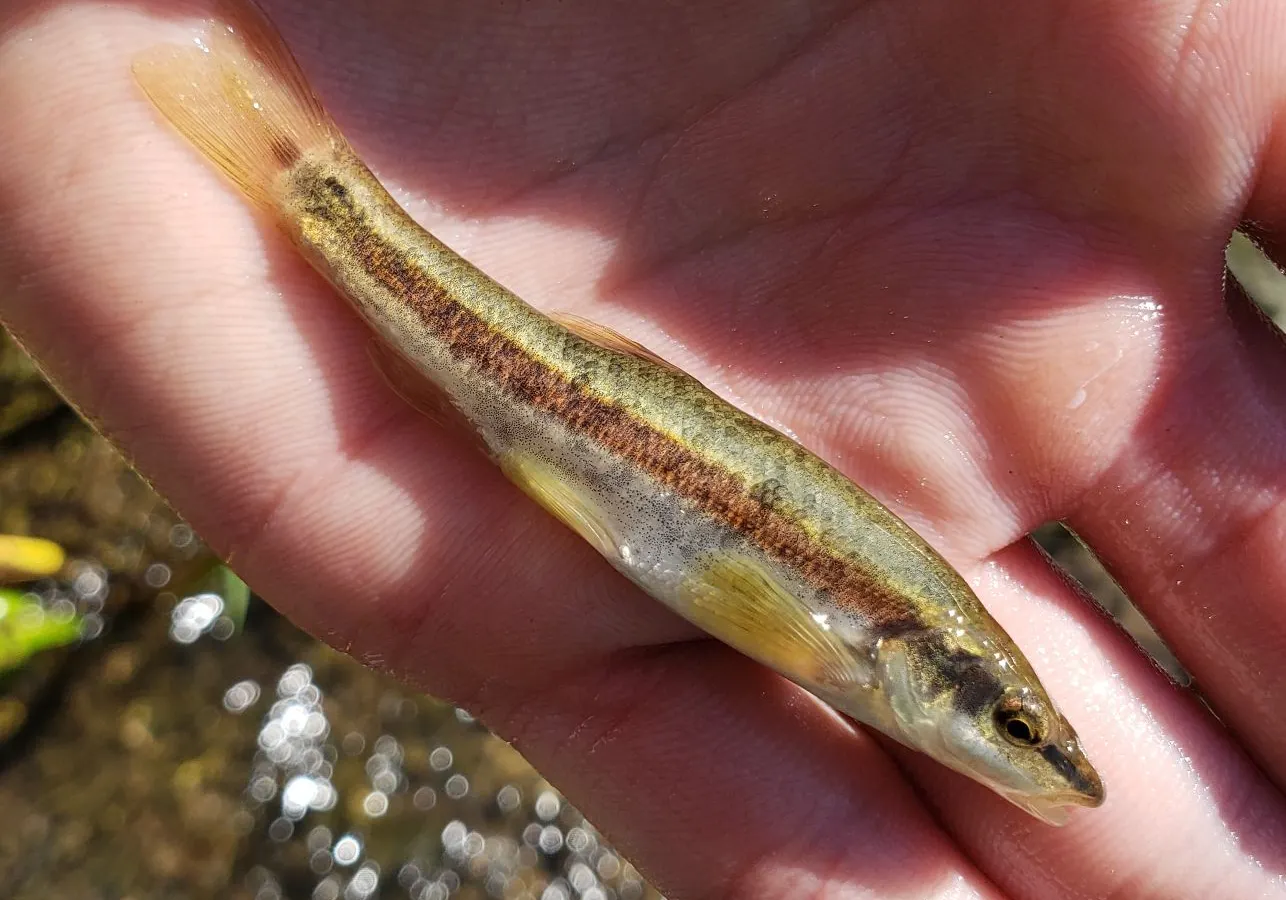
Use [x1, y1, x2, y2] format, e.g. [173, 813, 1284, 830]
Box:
[298, 161, 920, 629]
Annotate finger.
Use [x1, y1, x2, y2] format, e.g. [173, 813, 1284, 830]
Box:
[860, 1, 1286, 887]
[1065, 307, 1286, 785]
[488, 644, 1004, 900]
[1059, 7, 1286, 796]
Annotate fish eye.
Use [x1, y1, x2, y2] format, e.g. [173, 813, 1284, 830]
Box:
[993, 696, 1045, 747]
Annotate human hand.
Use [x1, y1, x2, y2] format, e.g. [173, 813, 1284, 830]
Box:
[2, 1, 1285, 896]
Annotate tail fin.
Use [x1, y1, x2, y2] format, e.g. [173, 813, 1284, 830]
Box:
[131, 0, 341, 207]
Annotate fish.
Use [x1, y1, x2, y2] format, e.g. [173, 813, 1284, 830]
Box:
[131, 0, 1104, 824]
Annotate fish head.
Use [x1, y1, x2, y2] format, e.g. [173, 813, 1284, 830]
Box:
[872, 625, 1104, 825]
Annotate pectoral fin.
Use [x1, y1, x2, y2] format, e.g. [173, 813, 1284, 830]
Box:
[680, 555, 858, 690]
[500, 452, 619, 560]
[549, 312, 683, 375]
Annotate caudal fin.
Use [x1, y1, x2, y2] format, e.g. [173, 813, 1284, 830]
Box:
[131, 0, 341, 207]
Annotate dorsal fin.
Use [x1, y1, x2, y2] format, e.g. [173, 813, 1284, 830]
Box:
[549, 312, 684, 375]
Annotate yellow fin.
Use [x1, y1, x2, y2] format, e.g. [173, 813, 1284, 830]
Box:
[680, 556, 858, 689]
[131, 0, 341, 208]
[500, 453, 619, 559]
[549, 313, 684, 375]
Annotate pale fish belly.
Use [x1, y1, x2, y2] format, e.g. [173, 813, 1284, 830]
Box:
[446, 369, 890, 709]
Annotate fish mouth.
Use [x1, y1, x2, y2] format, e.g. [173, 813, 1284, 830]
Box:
[1001, 748, 1105, 827]
[1040, 742, 1105, 807]
[1004, 785, 1102, 826]
[961, 739, 1104, 826]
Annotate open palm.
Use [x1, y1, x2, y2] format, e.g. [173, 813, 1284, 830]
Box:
[4, 1, 1286, 896]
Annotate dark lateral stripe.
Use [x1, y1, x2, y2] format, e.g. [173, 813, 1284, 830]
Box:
[343, 212, 916, 627]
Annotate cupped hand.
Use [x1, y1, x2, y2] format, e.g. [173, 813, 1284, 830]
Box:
[3, 1, 1286, 896]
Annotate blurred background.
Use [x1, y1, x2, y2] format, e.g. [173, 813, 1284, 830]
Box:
[0, 234, 1279, 900]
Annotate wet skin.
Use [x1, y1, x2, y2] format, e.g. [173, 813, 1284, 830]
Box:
[3, 1, 1286, 897]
